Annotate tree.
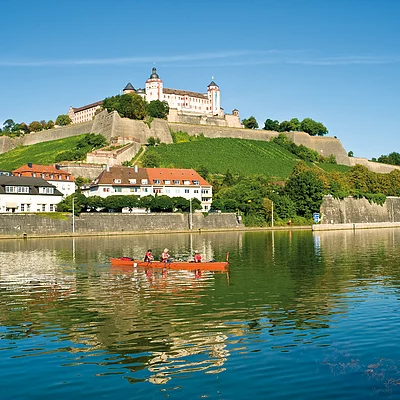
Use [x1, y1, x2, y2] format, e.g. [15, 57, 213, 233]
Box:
[300, 118, 328, 136]
[151, 195, 174, 212]
[86, 196, 105, 212]
[103, 195, 127, 212]
[348, 150, 354, 157]
[55, 114, 72, 126]
[242, 116, 259, 129]
[103, 93, 147, 120]
[278, 121, 292, 132]
[263, 118, 280, 131]
[147, 136, 161, 146]
[28, 121, 43, 132]
[141, 151, 161, 168]
[378, 152, 400, 166]
[290, 118, 301, 131]
[285, 167, 325, 218]
[139, 195, 154, 211]
[173, 196, 190, 212]
[147, 100, 170, 119]
[3, 119, 15, 133]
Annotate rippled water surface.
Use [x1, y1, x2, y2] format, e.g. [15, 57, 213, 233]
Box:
[1, 229, 400, 399]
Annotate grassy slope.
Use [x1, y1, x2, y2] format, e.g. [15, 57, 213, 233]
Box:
[0, 135, 87, 171]
[147, 138, 300, 181]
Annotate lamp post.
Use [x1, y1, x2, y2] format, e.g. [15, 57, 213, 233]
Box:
[189, 198, 193, 230]
[271, 201, 274, 227]
[72, 197, 75, 233]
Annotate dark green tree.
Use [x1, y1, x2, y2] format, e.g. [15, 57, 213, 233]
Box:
[103, 93, 147, 120]
[28, 121, 42, 132]
[300, 118, 328, 136]
[263, 118, 280, 131]
[151, 195, 174, 212]
[103, 195, 127, 212]
[86, 196, 105, 212]
[139, 195, 155, 211]
[279, 120, 292, 132]
[173, 197, 190, 212]
[242, 116, 259, 129]
[147, 100, 170, 119]
[290, 118, 301, 131]
[285, 167, 325, 218]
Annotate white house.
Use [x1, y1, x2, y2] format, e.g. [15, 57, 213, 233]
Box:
[85, 166, 213, 212]
[0, 176, 64, 213]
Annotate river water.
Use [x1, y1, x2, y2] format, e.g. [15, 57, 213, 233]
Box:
[1, 229, 400, 399]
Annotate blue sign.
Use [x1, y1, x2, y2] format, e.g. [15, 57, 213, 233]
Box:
[313, 213, 320, 223]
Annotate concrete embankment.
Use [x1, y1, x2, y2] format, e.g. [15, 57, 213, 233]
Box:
[313, 222, 400, 231]
[0, 212, 240, 239]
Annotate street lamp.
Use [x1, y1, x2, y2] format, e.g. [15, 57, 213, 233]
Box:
[189, 198, 193, 230]
[271, 201, 274, 227]
[72, 197, 75, 233]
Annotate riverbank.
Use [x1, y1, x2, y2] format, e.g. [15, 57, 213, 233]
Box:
[313, 222, 400, 231]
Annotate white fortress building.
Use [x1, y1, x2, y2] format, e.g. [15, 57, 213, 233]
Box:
[68, 67, 242, 128]
[123, 67, 221, 116]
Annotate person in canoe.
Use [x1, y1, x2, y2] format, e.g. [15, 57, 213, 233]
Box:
[144, 249, 154, 262]
[161, 248, 170, 263]
[194, 250, 202, 263]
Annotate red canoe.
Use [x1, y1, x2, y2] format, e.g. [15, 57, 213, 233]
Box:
[110, 258, 229, 271]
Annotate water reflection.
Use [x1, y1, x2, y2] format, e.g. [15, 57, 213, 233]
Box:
[1, 229, 400, 398]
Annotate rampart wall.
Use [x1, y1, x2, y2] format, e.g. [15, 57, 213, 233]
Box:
[320, 195, 400, 224]
[349, 157, 400, 173]
[0, 212, 239, 238]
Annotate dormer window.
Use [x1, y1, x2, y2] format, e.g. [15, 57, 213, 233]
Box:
[141, 179, 148, 184]
[113, 179, 121, 183]
[164, 180, 171, 184]
[183, 180, 190, 185]
[154, 179, 161, 184]
[193, 180, 199, 185]
[129, 178, 137, 184]
[173, 180, 180, 184]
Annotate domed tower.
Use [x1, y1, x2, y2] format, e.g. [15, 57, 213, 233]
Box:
[207, 79, 220, 115]
[145, 66, 163, 102]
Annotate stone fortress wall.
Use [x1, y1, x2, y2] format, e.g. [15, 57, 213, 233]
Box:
[2, 110, 399, 174]
[321, 195, 400, 224]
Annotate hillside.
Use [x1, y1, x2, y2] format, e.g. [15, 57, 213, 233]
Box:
[143, 138, 299, 181]
[0, 134, 93, 171]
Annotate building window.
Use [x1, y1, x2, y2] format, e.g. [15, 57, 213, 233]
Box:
[114, 187, 122, 192]
[39, 187, 54, 194]
[154, 179, 161, 184]
[183, 180, 190, 185]
[193, 180, 199, 185]
[185, 189, 189, 193]
[113, 179, 121, 183]
[42, 204, 46, 212]
[173, 180, 180, 184]
[5, 186, 30, 193]
[50, 204, 54, 212]
[129, 179, 137, 184]
[194, 189, 199, 193]
[201, 189, 209, 194]
[154, 188, 162, 194]
[164, 180, 170, 184]
[141, 179, 148, 184]
[20, 204, 25, 212]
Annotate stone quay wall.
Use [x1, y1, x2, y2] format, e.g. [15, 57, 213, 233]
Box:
[320, 195, 400, 224]
[0, 212, 239, 238]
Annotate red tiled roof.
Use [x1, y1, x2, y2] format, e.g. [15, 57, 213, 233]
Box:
[145, 168, 210, 186]
[13, 164, 74, 181]
[94, 166, 147, 185]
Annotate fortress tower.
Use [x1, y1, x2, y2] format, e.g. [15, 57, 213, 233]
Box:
[207, 80, 221, 116]
[145, 67, 163, 102]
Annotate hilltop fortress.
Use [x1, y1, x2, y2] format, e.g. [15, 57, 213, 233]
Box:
[68, 67, 242, 129]
[1, 66, 399, 176]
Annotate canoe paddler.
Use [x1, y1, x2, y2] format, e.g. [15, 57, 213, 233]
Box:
[144, 249, 154, 262]
[161, 248, 170, 263]
[194, 250, 202, 263]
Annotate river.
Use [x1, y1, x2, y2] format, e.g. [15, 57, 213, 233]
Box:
[1, 228, 400, 399]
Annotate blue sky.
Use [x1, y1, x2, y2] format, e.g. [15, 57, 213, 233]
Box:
[1, 0, 399, 160]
